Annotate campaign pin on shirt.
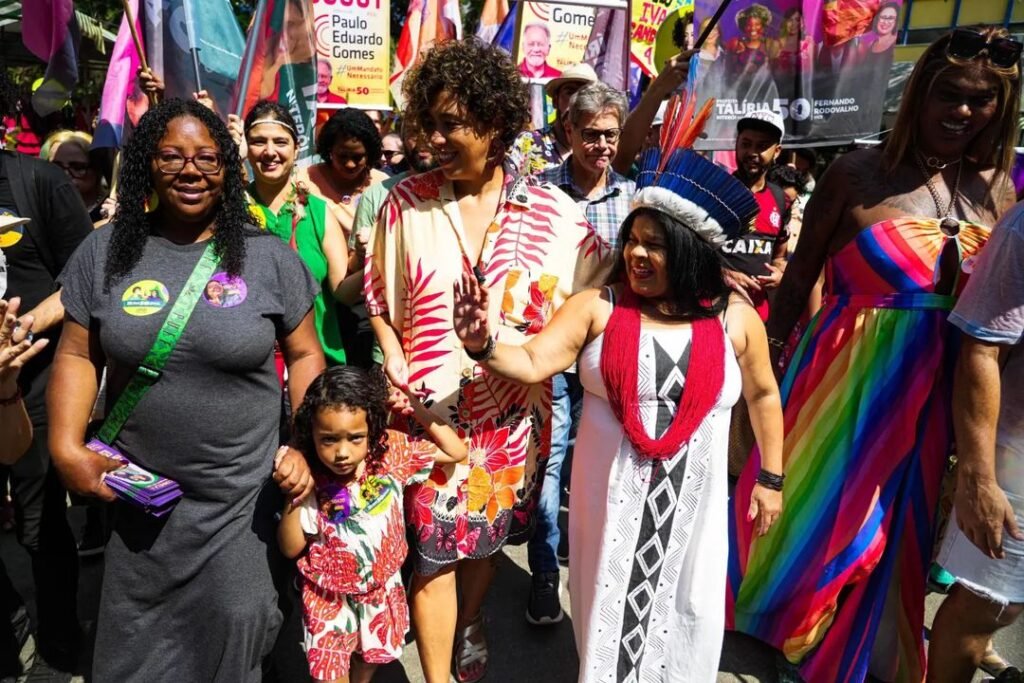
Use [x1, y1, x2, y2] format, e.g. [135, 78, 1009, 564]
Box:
[122, 280, 170, 316]
[0, 211, 30, 249]
[203, 273, 248, 308]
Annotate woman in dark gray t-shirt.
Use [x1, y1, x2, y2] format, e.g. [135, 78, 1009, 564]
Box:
[48, 99, 326, 682]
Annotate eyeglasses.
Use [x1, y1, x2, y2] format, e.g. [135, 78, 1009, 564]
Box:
[947, 29, 1022, 69]
[580, 127, 622, 145]
[381, 150, 404, 161]
[152, 150, 224, 175]
[54, 161, 91, 179]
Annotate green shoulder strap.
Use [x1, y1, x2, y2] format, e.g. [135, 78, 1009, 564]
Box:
[97, 241, 221, 444]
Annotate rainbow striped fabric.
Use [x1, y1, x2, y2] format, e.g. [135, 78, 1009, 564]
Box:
[728, 217, 990, 683]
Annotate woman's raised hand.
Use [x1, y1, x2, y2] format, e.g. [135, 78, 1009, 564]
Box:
[0, 298, 49, 392]
[227, 114, 247, 159]
[453, 271, 491, 354]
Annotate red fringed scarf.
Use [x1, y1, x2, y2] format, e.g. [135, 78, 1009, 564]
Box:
[600, 288, 726, 460]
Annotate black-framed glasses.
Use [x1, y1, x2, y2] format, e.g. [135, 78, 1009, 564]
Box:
[152, 150, 224, 175]
[54, 161, 91, 179]
[581, 127, 622, 144]
[948, 28, 1022, 69]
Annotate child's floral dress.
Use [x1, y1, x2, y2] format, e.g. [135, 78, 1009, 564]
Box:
[297, 430, 434, 680]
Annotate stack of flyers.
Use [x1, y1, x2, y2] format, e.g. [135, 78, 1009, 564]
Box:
[86, 439, 182, 517]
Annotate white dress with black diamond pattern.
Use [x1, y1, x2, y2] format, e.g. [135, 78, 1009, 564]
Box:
[569, 316, 740, 683]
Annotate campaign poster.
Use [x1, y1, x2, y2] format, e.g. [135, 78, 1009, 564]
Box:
[515, 3, 596, 82]
[692, 0, 901, 148]
[313, 0, 391, 109]
[633, 0, 694, 77]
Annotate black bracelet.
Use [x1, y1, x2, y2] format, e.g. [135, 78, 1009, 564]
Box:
[465, 336, 496, 362]
[756, 469, 785, 491]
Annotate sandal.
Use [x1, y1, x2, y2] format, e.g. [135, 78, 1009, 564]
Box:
[453, 614, 488, 683]
[981, 644, 1011, 678]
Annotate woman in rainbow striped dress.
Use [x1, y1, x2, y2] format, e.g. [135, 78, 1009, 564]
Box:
[729, 28, 1021, 682]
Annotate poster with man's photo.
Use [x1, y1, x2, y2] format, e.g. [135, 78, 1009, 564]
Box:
[515, 3, 597, 82]
[691, 0, 902, 148]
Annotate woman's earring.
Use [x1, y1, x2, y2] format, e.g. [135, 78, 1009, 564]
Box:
[144, 190, 159, 213]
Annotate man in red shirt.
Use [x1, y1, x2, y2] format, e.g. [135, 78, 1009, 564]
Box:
[720, 109, 790, 321]
[518, 23, 562, 80]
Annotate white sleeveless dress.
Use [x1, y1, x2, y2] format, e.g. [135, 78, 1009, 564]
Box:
[569, 306, 741, 683]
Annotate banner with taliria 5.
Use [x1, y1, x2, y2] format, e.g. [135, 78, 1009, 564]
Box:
[691, 0, 901, 148]
[514, 3, 596, 82]
[313, 0, 391, 108]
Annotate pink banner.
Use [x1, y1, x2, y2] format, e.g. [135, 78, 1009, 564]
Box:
[94, 1, 147, 148]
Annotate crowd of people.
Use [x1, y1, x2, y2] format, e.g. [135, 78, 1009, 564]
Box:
[0, 20, 1022, 683]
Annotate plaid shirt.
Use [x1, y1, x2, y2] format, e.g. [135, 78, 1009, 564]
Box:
[537, 156, 635, 250]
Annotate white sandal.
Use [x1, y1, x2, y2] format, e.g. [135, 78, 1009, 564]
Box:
[453, 614, 488, 683]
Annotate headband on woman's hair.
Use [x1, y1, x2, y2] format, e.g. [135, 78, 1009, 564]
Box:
[245, 118, 297, 135]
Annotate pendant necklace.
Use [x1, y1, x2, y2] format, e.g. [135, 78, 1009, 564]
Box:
[916, 152, 963, 235]
[920, 155, 961, 170]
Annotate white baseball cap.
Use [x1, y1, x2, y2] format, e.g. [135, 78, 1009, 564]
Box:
[737, 109, 785, 143]
[544, 63, 599, 99]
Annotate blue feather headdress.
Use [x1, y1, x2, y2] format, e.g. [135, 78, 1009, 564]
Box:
[633, 93, 759, 246]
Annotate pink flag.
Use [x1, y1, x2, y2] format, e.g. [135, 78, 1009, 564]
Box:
[94, 1, 148, 148]
[22, 0, 80, 116]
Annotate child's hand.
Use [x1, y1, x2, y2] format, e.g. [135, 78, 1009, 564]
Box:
[387, 384, 414, 416]
[273, 446, 313, 507]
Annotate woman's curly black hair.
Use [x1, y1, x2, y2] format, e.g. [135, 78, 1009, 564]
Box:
[244, 99, 299, 144]
[315, 108, 382, 168]
[292, 366, 391, 478]
[106, 98, 249, 289]
[403, 38, 530, 152]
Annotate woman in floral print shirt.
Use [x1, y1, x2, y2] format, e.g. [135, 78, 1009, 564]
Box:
[365, 39, 609, 683]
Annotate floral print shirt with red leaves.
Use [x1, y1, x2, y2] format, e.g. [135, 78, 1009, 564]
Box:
[364, 166, 611, 574]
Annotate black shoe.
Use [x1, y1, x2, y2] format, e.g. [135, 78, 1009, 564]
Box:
[23, 654, 72, 683]
[996, 667, 1024, 683]
[525, 571, 563, 625]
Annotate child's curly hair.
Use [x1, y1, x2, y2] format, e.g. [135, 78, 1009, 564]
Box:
[292, 366, 391, 477]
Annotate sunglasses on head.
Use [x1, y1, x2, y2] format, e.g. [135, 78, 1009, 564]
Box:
[947, 28, 1022, 69]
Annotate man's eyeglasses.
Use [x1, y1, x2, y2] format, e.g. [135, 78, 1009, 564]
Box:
[54, 161, 91, 179]
[947, 29, 1022, 69]
[382, 150, 404, 162]
[580, 127, 622, 145]
[152, 150, 224, 175]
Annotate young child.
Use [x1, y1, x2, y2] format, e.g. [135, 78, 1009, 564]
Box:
[277, 365, 466, 683]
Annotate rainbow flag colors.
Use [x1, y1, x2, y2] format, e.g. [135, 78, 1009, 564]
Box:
[729, 217, 991, 683]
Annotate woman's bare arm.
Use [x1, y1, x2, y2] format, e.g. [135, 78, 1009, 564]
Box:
[454, 273, 603, 385]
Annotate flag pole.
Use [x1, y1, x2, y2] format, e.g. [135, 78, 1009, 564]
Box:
[693, 0, 733, 51]
[121, 0, 157, 105]
[182, 0, 204, 94]
[233, 0, 267, 117]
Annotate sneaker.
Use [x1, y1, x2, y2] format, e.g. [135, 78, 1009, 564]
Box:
[556, 533, 569, 565]
[525, 571, 563, 625]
